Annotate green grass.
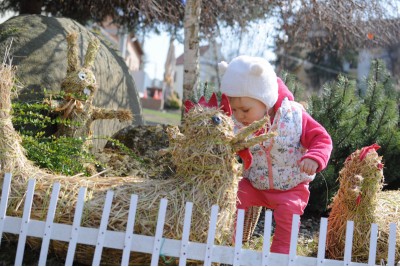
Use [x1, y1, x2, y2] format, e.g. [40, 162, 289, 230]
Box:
[142, 108, 181, 125]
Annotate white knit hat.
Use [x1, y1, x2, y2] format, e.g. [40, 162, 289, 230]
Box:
[219, 55, 278, 108]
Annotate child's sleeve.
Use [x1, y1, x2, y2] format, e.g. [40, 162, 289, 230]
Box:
[300, 111, 333, 172]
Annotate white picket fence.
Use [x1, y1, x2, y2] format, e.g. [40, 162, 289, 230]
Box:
[0, 173, 397, 266]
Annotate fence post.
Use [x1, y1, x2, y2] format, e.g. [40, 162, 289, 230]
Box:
[178, 202, 193, 266]
[288, 214, 300, 265]
[204, 205, 219, 266]
[92, 190, 114, 266]
[121, 194, 139, 266]
[367, 223, 378, 265]
[150, 198, 168, 266]
[0, 173, 12, 246]
[65, 187, 87, 266]
[343, 220, 354, 266]
[317, 217, 328, 266]
[261, 210, 273, 266]
[233, 209, 245, 265]
[38, 182, 61, 266]
[15, 179, 36, 266]
[387, 223, 397, 266]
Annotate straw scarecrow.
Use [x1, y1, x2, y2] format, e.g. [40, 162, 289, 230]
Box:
[45, 32, 132, 151]
[326, 144, 400, 264]
[1, 51, 276, 264]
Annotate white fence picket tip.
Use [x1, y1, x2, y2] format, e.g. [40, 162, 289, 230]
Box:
[387, 223, 397, 266]
[204, 205, 219, 266]
[343, 220, 354, 266]
[261, 209, 273, 266]
[150, 198, 168, 266]
[368, 223, 378, 265]
[178, 202, 193, 266]
[121, 194, 138, 266]
[317, 217, 328, 266]
[0, 172, 12, 246]
[65, 187, 87, 266]
[288, 214, 300, 265]
[92, 190, 114, 266]
[38, 182, 61, 266]
[15, 179, 36, 266]
[233, 209, 245, 265]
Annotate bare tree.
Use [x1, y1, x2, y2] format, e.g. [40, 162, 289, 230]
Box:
[183, 0, 201, 116]
[278, 0, 400, 51]
[273, 0, 400, 90]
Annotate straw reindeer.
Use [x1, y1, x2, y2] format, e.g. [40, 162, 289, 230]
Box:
[1, 56, 276, 265]
[45, 32, 132, 151]
[326, 144, 400, 264]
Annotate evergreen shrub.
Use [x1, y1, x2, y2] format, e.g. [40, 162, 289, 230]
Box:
[305, 59, 400, 214]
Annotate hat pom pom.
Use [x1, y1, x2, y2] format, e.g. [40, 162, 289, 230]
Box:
[250, 63, 263, 76]
[218, 61, 228, 75]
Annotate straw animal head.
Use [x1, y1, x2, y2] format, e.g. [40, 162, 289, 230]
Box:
[183, 93, 234, 140]
[337, 143, 384, 209]
[61, 32, 99, 102]
[167, 93, 275, 180]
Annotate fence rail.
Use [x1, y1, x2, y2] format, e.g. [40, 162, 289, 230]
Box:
[0, 173, 397, 266]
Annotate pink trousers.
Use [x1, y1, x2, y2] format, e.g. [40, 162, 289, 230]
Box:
[236, 178, 310, 254]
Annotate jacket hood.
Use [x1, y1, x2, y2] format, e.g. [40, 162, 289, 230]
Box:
[274, 77, 294, 112]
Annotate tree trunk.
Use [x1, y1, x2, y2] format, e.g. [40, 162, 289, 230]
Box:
[182, 0, 201, 118]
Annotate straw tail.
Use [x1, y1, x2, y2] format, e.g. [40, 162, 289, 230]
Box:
[0, 62, 31, 173]
[83, 37, 100, 69]
[66, 32, 79, 73]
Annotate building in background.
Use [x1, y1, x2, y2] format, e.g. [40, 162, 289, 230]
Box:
[174, 43, 223, 100]
[96, 16, 143, 72]
[94, 16, 152, 98]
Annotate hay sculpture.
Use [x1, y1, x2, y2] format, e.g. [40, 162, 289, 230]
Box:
[0, 54, 276, 264]
[326, 144, 400, 264]
[45, 32, 132, 152]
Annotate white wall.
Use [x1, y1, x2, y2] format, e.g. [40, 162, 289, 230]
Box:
[174, 65, 184, 99]
[132, 70, 151, 97]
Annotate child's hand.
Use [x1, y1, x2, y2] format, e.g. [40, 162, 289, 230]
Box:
[299, 158, 318, 175]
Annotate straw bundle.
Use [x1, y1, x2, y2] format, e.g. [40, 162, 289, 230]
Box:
[1, 59, 276, 265]
[0, 48, 34, 178]
[326, 144, 400, 264]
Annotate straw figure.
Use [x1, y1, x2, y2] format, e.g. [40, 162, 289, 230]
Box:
[45, 32, 132, 151]
[1, 55, 276, 264]
[326, 144, 400, 264]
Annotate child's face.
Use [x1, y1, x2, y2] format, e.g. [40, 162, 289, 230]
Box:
[229, 97, 267, 126]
